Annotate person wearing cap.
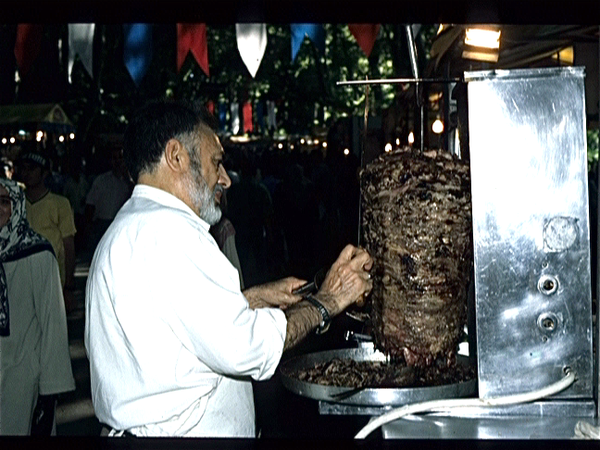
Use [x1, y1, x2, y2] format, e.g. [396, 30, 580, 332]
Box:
[15, 151, 77, 313]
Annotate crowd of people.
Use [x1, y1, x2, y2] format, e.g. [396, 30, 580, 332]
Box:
[0, 139, 134, 436]
[2, 115, 362, 293]
[221, 122, 362, 289]
[0, 106, 371, 437]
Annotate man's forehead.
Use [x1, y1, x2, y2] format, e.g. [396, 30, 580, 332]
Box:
[199, 129, 224, 156]
[213, 135, 224, 156]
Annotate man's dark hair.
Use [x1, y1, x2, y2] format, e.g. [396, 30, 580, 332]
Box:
[123, 99, 216, 182]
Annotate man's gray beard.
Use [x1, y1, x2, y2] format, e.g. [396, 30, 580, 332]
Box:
[186, 162, 222, 226]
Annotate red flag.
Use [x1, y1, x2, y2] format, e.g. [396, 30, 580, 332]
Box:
[243, 102, 253, 134]
[206, 100, 215, 115]
[14, 24, 43, 77]
[348, 24, 380, 57]
[177, 23, 209, 77]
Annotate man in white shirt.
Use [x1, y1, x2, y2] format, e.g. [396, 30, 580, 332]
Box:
[84, 100, 373, 437]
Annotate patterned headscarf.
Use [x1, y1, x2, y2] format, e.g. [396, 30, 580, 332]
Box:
[0, 178, 53, 336]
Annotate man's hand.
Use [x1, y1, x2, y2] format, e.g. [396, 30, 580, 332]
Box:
[243, 277, 307, 310]
[282, 245, 373, 351]
[316, 244, 373, 316]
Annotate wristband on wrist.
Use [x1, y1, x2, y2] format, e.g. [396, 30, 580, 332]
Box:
[304, 293, 331, 334]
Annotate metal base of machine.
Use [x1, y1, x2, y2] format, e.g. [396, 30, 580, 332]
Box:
[381, 413, 599, 440]
[319, 399, 596, 417]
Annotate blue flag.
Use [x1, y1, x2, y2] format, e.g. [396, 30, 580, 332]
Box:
[218, 102, 227, 132]
[123, 24, 153, 87]
[256, 101, 264, 131]
[290, 24, 325, 62]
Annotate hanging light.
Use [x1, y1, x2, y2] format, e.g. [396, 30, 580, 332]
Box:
[9, 137, 16, 144]
[432, 119, 444, 134]
[343, 148, 350, 156]
[69, 132, 75, 140]
[464, 27, 501, 49]
[384, 143, 393, 152]
[462, 26, 501, 62]
[1, 138, 7, 145]
[59, 135, 65, 142]
[408, 132, 415, 145]
[395, 138, 400, 146]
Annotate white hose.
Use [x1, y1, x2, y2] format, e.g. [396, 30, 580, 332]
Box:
[574, 421, 600, 439]
[355, 369, 576, 439]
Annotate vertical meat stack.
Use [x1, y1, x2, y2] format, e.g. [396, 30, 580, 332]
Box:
[360, 147, 473, 368]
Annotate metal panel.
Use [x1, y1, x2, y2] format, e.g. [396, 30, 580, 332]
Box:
[466, 67, 593, 400]
[381, 415, 598, 439]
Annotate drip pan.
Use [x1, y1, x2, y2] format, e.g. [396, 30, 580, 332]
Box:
[280, 348, 477, 407]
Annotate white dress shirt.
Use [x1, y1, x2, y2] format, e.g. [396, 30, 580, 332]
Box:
[84, 184, 287, 437]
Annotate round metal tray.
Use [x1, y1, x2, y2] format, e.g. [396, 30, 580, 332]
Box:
[280, 348, 477, 407]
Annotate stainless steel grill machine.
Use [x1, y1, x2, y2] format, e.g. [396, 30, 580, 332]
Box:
[281, 66, 599, 439]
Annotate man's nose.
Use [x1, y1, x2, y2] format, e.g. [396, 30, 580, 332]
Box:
[219, 165, 231, 189]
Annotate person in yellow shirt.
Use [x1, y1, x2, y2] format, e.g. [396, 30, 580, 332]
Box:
[15, 151, 77, 313]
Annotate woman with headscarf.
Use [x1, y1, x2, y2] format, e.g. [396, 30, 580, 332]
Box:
[0, 178, 75, 435]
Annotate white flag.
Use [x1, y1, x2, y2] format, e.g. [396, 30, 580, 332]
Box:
[68, 23, 95, 83]
[231, 102, 240, 135]
[235, 23, 267, 78]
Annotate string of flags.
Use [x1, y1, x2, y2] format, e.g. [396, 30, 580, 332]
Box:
[11, 23, 383, 134]
[12, 23, 382, 87]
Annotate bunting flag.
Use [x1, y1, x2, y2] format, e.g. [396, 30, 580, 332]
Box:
[68, 23, 95, 83]
[123, 24, 153, 87]
[235, 23, 267, 78]
[230, 102, 240, 135]
[256, 101, 264, 132]
[14, 24, 43, 77]
[218, 102, 227, 131]
[348, 24, 381, 57]
[206, 99, 215, 115]
[177, 23, 209, 77]
[290, 24, 325, 62]
[242, 101, 253, 133]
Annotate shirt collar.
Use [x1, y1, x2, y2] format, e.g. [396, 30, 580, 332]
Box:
[132, 184, 211, 232]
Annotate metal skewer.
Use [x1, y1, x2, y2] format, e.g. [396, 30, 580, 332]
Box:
[336, 77, 462, 86]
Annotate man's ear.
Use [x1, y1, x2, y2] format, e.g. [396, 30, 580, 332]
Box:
[164, 139, 188, 173]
